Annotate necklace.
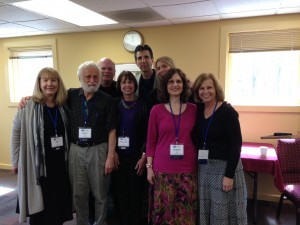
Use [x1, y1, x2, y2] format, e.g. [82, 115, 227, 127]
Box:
[121, 99, 137, 109]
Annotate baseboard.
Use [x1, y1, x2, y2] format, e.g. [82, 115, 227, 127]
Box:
[0, 164, 12, 170]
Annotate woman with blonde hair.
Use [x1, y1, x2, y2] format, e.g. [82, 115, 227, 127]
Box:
[11, 67, 73, 225]
[148, 56, 176, 109]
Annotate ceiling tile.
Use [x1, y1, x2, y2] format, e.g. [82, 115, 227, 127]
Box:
[70, 0, 147, 12]
[0, 22, 38, 34]
[47, 27, 91, 34]
[16, 18, 79, 30]
[102, 7, 165, 23]
[85, 23, 129, 31]
[280, 0, 300, 7]
[142, 0, 208, 6]
[125, 20, 173, 28]
[0, 30, 49, 38]
[221, 9, 276, 19]
[0, 5, 46, 22]
[171, 15, 221, 24]
[215, 0, 281, 14]
[153, 1, 218, 19]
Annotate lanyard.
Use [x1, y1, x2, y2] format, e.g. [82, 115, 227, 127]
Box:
[169, 101, 182, 144]
[46, 106, 58, 136]
[202, 101, 218, 149]
[81, 96, 90, 127]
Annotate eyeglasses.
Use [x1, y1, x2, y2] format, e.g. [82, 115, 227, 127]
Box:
[167, 80, 183, 85]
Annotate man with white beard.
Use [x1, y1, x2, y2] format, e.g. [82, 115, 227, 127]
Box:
[68, 61, 117, 225]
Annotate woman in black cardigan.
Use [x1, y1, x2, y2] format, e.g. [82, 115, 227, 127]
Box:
[112, 71, 149, 225]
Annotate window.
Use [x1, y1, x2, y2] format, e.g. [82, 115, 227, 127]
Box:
[3, 39, 57, 105]
[226, 29, 300, 107]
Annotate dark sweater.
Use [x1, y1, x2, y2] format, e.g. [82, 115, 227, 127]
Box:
[192, 102, 242, 178]
[115, 97, 149, 160]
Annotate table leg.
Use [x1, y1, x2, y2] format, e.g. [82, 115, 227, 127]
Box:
[246, 172, 258, 224]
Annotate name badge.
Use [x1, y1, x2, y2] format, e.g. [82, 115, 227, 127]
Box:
[118, 136, 130, 150]
[170, 144, 184, 159]
[51, 136, 63, 150]
[198, 149, 209, 164]
[78, 127, 92, 141]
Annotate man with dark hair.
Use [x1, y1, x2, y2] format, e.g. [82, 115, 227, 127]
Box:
[134, 45, 158, 100]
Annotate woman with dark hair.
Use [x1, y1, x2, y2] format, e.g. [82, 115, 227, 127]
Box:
[11, 67, 73, 225]
[112, 71, 149, 225]
[146, 68, 197, 225]
[192, 73, 247, 225]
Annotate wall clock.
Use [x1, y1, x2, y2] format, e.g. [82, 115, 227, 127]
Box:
[123, 30, 143, 52]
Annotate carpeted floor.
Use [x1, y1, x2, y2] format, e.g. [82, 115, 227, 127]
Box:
[0, 169, 296, 225]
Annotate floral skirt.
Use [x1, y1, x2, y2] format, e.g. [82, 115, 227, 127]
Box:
[149, 172, 197, 225]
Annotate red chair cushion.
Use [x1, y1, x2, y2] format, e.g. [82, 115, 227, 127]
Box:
[284, 184, 300, 207]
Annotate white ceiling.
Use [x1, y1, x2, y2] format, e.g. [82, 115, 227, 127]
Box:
[0, 0, 299, 39]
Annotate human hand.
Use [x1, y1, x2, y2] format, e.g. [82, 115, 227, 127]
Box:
[223, 176, 233, 192]
[18, 96, 31, 109]
[135, 155, 146, 176]
[105, 153, 115, 175]
[12, 167, 18, 174]
[147, 168, 155, 185]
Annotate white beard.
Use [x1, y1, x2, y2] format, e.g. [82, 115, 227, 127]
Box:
[81, 82, 100, 93]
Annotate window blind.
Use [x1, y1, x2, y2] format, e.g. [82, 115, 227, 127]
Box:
[229, 29, 300, 53]
[9, 46, 52, 59]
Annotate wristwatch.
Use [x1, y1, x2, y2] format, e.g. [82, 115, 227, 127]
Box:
[146, 163, 152, 168]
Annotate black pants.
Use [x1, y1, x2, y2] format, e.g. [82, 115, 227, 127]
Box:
[112, 159, 146, 225]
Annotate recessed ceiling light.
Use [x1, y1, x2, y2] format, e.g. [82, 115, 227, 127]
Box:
[12, 0, 118, 26]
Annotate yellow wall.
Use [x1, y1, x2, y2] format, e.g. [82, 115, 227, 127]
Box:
[1, 13, 300, 202]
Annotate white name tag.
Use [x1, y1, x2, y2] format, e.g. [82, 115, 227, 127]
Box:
[118, 136, 130, 149]
[51, 136, 63, 150]
[198, 149, 209, 164]
[78, 127, 92, 140]
[170, 144, 184, 159]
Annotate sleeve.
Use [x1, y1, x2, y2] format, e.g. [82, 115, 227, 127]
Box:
[140, 101, 149, 153]
[146, 106, 159, 157]
[224, 108, 242, 178]
[11, 111, 21, 168]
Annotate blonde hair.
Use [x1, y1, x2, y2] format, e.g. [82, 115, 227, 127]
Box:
[32, 67, 67, 106]
[154, 56, 176, 71]
[193, 73, 225, 103]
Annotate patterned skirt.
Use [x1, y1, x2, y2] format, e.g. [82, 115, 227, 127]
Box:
[198, 159, 247, 225]
[148, 172, 197, 225]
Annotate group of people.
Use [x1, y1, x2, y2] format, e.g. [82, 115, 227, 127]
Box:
[11, 44, 248, 225]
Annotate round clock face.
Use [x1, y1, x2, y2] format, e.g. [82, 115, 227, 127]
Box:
[123, 31, 143, 52]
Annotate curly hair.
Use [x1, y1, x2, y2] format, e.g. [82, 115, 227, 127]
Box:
[158, 68, 189, 103]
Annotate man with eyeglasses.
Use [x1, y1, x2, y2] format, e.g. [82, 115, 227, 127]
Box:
[134, 45, 158, 101]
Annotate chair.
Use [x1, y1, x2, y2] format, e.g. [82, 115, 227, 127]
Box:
[276, 139, 300, 224]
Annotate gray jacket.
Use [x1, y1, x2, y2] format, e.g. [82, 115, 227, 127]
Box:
[11, 99, 69, 223]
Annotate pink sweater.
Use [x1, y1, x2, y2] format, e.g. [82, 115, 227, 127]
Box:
[146, 103, 197, 173]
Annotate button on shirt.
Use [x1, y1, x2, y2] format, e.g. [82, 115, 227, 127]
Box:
[68, 88, 116, 144]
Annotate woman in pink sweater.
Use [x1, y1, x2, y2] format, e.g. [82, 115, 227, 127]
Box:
[146, 68, 197, 225]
